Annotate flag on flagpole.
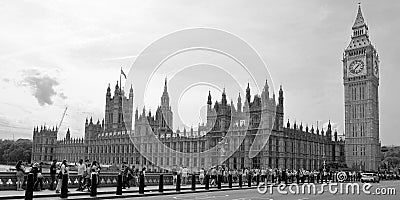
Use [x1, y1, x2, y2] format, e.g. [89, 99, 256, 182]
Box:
[121, 68, 127, 79]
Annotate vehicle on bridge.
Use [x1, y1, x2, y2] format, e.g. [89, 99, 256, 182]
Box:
[361, 172, 380, 183]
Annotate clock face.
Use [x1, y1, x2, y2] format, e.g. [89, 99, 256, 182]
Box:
[374, 60, 379, 77]
[348, 59, 365, 76]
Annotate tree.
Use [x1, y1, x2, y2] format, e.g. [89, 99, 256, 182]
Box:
[0, 139, 32, 164]
[384, 157, 400, 171]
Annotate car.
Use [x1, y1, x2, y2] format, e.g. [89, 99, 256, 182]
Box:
[361, 173, 380, 183]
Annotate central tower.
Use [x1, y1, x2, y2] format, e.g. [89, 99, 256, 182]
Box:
[343, 4, 380, 171]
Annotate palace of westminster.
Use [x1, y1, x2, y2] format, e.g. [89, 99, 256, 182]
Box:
[32, 5, 381, 172]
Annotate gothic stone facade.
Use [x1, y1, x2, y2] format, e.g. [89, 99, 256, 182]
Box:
[32, 79, 345, 172]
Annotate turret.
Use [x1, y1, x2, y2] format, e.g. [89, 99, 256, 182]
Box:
[278, 85, 283, 106]
[334, 130, 338, 142]
[262, 79, 269, 100]
[106, 83, 111, 97]
[207, 91, 212, 105]
[115, 81, 120, 95]
[245, 83, 251, 104]
[66, 128, 70, 140]
[327, 120, 332, 138]
[135, 107, 139, 121]
[275, 85, 284, 130]
[129, 84, 134, 99]
[161, 77, 169, 108]
[237, 93, 242, 113]
[221, 88, 227, 106]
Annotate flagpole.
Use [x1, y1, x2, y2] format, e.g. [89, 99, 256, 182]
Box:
[120, 67, 122, 93]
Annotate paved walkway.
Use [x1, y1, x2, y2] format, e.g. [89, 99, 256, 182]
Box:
[0, 183, 250, 199]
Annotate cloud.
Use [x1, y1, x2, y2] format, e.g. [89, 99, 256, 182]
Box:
[58, 92, 67, 100]
[20, 69, 67, 106]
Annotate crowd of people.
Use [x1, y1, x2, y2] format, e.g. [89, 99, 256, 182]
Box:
[169, 166, 400, 186]
[119, 162, 147, 189]
[13, 160, 400, 192]
[13, 159, 102, 193]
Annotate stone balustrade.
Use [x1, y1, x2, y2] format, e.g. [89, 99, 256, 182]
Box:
[0, 172, 174, 191]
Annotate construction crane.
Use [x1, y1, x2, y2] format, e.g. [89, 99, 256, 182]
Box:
[57, 107, 68, 138]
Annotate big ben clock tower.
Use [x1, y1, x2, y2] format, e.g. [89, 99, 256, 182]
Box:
[343, 4, 380, 171]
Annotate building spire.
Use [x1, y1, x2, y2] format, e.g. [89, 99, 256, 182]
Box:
[207, 90, 212, 105]
[222, 87, 227, 105]
[161, 76, 170, 108]
[164, 77, 168, 94]
[353, 3, 366, 28]
[246, 83, 251, 103]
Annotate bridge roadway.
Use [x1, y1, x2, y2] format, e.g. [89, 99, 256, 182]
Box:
[0, 181, 398, 199]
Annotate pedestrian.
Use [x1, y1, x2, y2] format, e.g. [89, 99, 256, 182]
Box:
[56, 159, 69, 193]
[133, 168, 139, 187]
[30, 163, 39, 191]
[127, 165, 135, 188]
[172, 167, 178, 185]
[83, 162, 92, 192]
[49, 160, 57, 190]
[76, 159, 86, 191]
[121, 162, 127, 189]
[122, 162, 133, 189]
[31, 162, 43, 191]
[91, 161, 100, 187]
[223, 169, 229, 184]
[211, 167, 217, 186]
[140, 167, 147, 187]
[217, 167, 223, 185]
[300, 169, 304, 184]
[15, 160, 25, 191]
[182, 167, 188, 185]
[243, 168, 249, 184]
[199, 168, 205, 185]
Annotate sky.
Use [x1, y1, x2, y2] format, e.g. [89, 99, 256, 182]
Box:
[0, 0, 399, 145]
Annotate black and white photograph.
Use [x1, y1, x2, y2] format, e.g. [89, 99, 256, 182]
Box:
[0, 0, 399, 199]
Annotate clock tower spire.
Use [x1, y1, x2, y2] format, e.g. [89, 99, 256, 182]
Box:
[343, 3, 380, 171]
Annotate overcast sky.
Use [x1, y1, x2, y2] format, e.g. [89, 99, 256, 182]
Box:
[0, 0, 399, 146]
